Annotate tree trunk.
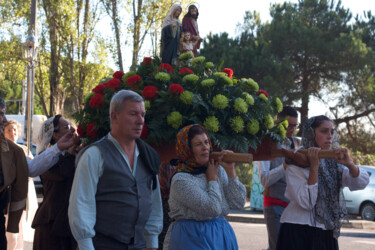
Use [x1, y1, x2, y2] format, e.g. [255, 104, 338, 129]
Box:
[131, 0, 142, 69]
[49, 22, 59, 116]
[112, 0, 123, 71]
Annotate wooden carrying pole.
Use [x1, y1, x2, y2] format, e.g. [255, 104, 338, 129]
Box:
[210, 149, 339, 164]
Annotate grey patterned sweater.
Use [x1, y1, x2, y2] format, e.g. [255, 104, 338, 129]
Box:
[163, 166, 246, 248]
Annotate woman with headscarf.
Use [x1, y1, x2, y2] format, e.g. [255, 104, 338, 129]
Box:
[276, 115, 369, 250]
[161, 4, 183, 64]
[3, 120, 38, 249]
[32, 115, 80, 249]
[163, 124, 246, 250]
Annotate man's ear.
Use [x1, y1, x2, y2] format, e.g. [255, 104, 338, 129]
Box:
[110, 111, 117, 125]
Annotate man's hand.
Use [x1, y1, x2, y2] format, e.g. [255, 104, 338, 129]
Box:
[281, 148, 309, 167]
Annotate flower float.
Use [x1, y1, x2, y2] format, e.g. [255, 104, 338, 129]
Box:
[75, 55, 286, 152]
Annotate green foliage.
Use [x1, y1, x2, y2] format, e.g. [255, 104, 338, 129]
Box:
[236, 163, 253, 196]
[75, 56, 286, 150]
[351, 152, 375, 166]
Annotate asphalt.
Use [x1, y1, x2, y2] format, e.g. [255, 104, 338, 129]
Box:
[226, 202, 375, 230]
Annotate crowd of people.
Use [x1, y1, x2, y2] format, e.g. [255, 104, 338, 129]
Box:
[0, 89, 370, 250]
[0, 7, 371, 247]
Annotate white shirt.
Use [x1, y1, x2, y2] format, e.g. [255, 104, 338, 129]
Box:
[281, 164, 370, 229]
[28, 144, 63, 177]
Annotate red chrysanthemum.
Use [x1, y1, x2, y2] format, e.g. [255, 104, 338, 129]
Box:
[142, 85, 159, 100]
[89, 93, 104, 109]
[179, 67, 193, 76]
[158, 63, 174, 74]
[77, 124, 86, 137]
[140, 124, 149, 138]
[92, 84, 106, 95]
[143, 57, 152, 65]
[112, 71, 124, 80]
[86, 123, 98, 138]
[126, 75, 142, 89]
[221, 68, 234, 79]
[257, 89, 269, 98]
[106, 78, 122, 91]
[168, 84, 184, 94]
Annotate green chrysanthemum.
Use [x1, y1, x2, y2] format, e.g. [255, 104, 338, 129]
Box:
[122, 71, 136, 82]
[212, 94, 229, 109]
[183, 74, 199, 83]
[243, 93, 255, 105]
[205, 62, 214, 69]
[167, 111, 183, 129]
[155, 72, 171, 82]
[220, 76, 233, 86]
[278, 124, 286, 138]
[179, 52, 194, 61]
[191, 56, 206, 64]
[274, 97, 283, 112]
[145, 100, 150, 110]
[204, 116, 220, 132]
[214, 72, 227, 77]
[247, 78, 259, 91]
[264, 114, 274, 129]
[247, 120, 260, 135]
[259, 93, 268, 102]
[230, 116, 245, 133]
[201, 78, 215, 87]
[234, 98, 248, 113]
[180, 90, 194, 104]
[282, 120, 288, 129]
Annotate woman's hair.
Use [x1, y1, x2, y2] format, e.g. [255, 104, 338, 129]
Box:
[4, 119, 22, 135]
[310, 115, 333, 130]
[187, 125, 208, 149]
[50, 114, 62, 145]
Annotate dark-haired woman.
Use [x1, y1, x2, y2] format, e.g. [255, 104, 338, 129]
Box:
[163, 124, 246, 250]
[32, 115, 80, 249]
[276, 115, 369, 250]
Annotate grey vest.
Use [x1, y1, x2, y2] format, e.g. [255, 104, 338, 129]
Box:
[94, 137, 153, 248]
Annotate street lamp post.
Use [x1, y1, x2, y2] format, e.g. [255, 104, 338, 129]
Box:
[23, 0, 38, 153]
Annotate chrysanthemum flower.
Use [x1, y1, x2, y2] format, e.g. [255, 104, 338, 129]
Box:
[234, 98, 248, 113]
[201, 79, 215, 87]
[182, 74, 199, 83]
[89, 94, 104, 109]
[282, 120, 288, 129]
[167, 111, 183, 129]
[180, 91, 194, 104]
[168, 84, 184, 94]
[122, 71, 136, 82]
[247, 120, 260, 135]
[257, 89, 269, 98]
[204, 116, 220, 132]
[243, 93, 255, 105]
[179, 67, 194, 76]
[278, 124, 286, 138]
[145, 100, 151, 109]
[264, 114, 274, 129]
[214, 72, 227, 77]
[221, 68, 233, 79]
[212, 94, 229, 109]
[274, 97, 283, 113]
[179, 52, 194, 61]
[142, 86, 159, 100]
[220, 75, 233, 86]
[155, 72, 171, 82]
[259, 93, 268, 102]
[158, 63, 174, 74]
[191, 56, 206, 64]
[231, 116, 245, 133]
[205, 62, 214, 69]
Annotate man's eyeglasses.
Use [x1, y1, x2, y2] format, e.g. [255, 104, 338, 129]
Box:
[288, 123, 299, 128]
[54, 124, 71, 132]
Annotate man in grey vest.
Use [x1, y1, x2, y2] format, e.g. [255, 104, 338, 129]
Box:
[259, 106, 301, 250]
[69, 90, 162, 250]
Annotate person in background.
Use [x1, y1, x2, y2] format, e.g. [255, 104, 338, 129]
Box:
[277, 115, 369, 250]
[69, 90, 162, 249]
[4, 120, 38, 249]
[0, 97, 28, 249]
[163, 124, 246, 250]
[32, 115, 80, 249]
[259, 106, 301, 250]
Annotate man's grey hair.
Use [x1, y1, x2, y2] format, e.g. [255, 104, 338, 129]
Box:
[0, 97, 6, 109]
[109, 90, 144, 114]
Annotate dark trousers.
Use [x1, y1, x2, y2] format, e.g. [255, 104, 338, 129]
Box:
[0, 190, 9, 249]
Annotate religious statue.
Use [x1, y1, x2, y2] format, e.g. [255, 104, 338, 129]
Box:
[179, 32, 201, 55]
[161, 4, 183, 64]
[182, 5, 202, 57]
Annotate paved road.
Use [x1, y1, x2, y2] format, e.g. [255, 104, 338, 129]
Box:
[231, 221, 375, 250]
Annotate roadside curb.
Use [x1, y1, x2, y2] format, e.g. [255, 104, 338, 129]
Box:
[226, 210, 375, 230]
